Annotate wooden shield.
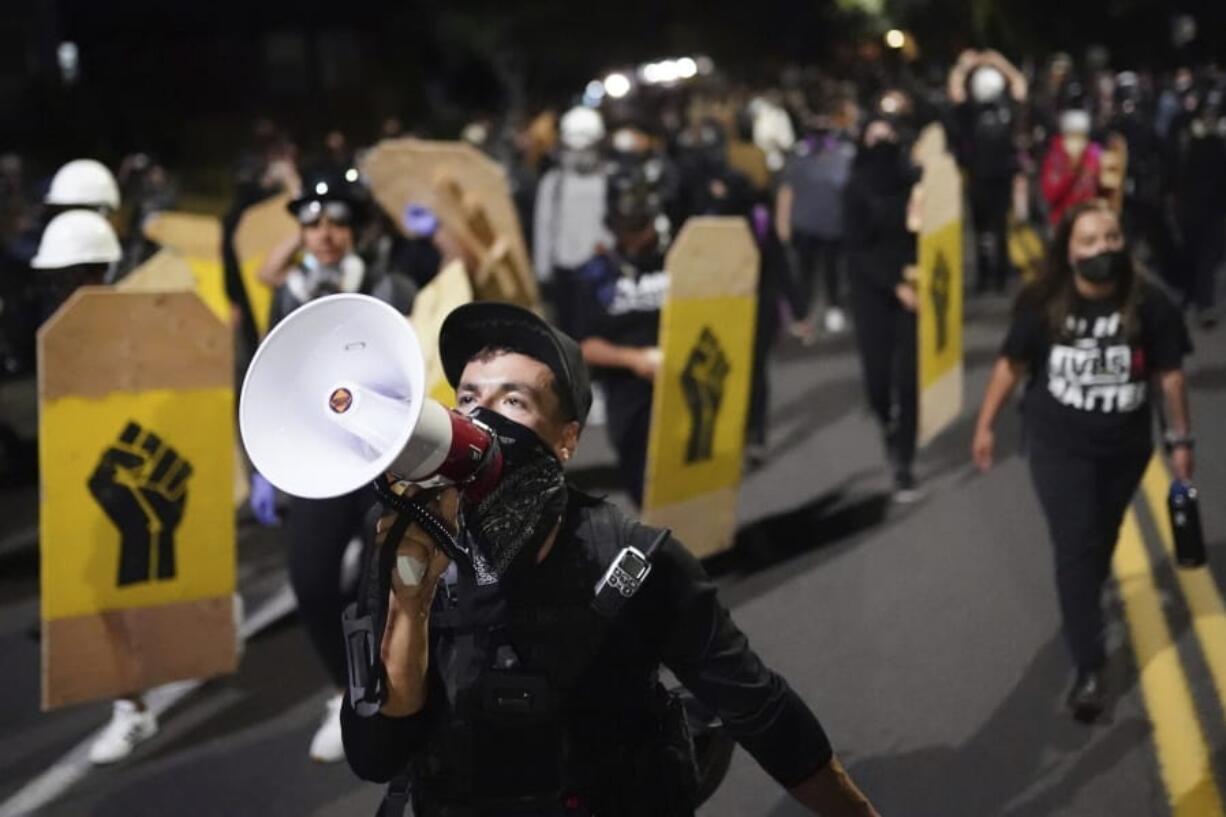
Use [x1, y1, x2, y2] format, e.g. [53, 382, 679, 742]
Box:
[120, 249, 252, 508]
[362, 138, 540, 309]
[117, 249, 198, 294]
[641, 218, 759, 558]
[408, 259, 474, 406]
[913, 123, 965, 447]
[1100, 133, 1129, 215]
[234, 192, 298, 337]
[39, 290, 237, 709]
[141, 212, 229, 324]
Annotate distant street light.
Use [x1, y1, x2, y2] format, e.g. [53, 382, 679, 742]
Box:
[603, 72, 632, 99]
[584, 79, 606, 106]
[885, 29, 906, 49]
[57, 41, 79, 86]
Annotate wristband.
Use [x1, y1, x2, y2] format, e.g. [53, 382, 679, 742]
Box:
[1164, 432, 1195, 452]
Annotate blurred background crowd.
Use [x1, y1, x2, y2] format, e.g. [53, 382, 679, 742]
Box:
[3, 0, 1226, 785]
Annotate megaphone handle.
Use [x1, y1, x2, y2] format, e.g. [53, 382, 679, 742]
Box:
[371, 479, 466, 562]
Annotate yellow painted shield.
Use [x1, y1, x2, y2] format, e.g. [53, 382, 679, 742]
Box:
[642, 218, 759, 558]
[913, 124, 965, 446]
[138, 212, 230, 323]
[39, 289, 237, 709]
[234, 193, 298, 337]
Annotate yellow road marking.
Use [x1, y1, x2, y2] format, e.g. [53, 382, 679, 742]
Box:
[1114, 507, 1225, 816]
[1140, 456, 1226, 711]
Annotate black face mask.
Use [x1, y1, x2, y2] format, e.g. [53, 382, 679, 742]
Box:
[461, 408, 568, 586]
[1075, 249, 1130, 284]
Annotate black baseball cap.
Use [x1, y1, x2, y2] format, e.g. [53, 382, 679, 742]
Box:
[439, 302, 593, 426]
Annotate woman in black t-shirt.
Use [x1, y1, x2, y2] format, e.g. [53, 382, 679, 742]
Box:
[972, 200, 1194, 724]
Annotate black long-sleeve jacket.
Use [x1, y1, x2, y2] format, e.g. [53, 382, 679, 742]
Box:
[843, 142, 920, 293]
[341, 491, 832, 808]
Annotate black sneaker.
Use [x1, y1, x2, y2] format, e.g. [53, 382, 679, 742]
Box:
[1066, 668, 1107, 724]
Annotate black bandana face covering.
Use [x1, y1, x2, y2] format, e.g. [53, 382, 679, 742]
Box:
[462, 408, 568, 586]
[1075, 249, 1129, 284]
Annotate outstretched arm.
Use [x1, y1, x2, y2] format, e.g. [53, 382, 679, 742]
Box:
[973, 357, 1026, 471]
[789, 757, 880, 816]
[947, 49, 979, 104]
[650, 535, 880, 815]
[256, 233, 302, 288]
[981, 49, 1029, 101]
[1160, 368, 1194, 481]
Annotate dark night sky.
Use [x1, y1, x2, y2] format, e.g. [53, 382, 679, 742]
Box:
[4, 0, 1225, 171]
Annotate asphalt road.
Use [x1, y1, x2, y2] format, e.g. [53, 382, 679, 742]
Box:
[1, 290, 1225, 817]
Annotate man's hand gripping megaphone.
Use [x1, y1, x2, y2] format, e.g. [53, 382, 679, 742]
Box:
[376, 480, 458, 616]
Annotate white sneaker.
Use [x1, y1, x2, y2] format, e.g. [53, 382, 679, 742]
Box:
[309, 693, 346, 763]
[824, 307, 847, 334]
[587, 383, 608, 427]
[89, 700, 158, 765]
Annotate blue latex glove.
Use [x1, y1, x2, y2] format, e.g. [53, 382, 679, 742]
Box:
[249, 473, 280, 526]
[403, 204, 438, 238]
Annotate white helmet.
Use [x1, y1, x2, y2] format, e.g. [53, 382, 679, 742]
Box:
[45, 159, 121, 211]
[32, 210, 121, 269]
[1059, 109, 1092, 136]
[559, 106, 605, 151]
[970, 67, 1007, 103]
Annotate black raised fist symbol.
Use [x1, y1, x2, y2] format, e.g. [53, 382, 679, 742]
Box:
[930, 251, 951, 353]
[87, 421, 192, 586]
[681, 327, 731, 463]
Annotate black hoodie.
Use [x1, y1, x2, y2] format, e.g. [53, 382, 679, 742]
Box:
[843, 141, 920, 292]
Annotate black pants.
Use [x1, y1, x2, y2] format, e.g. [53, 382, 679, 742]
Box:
[850, 280, 917, 471]
[1179, 222, 1225, 312]
[611, 414, 650, 508]
[286, 491, 374, 686]
[970, 179, 1011, 293]
[1028, 441, 1151, 671]
[747, 234, 785, 447]
[788, 232, 843, 318]
[1122, 199, 1175, 288]
[547, 266, 581, 338]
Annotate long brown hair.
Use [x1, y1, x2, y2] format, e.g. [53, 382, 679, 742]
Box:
[1018, 199, 1147, 339]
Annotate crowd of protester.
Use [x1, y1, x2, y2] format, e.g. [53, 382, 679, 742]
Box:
[4, 45, 1223, 762]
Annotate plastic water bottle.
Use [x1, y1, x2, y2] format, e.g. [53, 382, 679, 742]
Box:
[1169, 480, 1206, 569]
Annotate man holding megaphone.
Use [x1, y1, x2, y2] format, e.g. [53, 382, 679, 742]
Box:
[240, 297, 879, 816]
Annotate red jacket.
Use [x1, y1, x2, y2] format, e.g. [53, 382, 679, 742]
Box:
[1041, 136, 1103, 226]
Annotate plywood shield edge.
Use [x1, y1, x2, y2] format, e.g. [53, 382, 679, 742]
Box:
[642, 487, 739, 559]
[233, 193, 297, 261]
[118, 249, 197, 293]
[665, 217, 760, 301]
[361, 139, 534, 294]
[42, 594, 238, 710]
[38, 289, 232, 402]
[142, 212, 223, 262]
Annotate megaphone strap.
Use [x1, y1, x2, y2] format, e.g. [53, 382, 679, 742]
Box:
[372, 479, 467, 562]
[347, 506, 413, 717]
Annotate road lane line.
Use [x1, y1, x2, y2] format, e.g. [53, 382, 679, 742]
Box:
[1114, 507, 1225, 817]
[0, 584, 299, 817]
[1140, 455, 1226, 710]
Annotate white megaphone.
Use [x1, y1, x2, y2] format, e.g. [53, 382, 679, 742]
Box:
[239, 293, 501, 500]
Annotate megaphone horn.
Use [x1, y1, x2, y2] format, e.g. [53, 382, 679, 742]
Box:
[239, 293, 500, 500]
